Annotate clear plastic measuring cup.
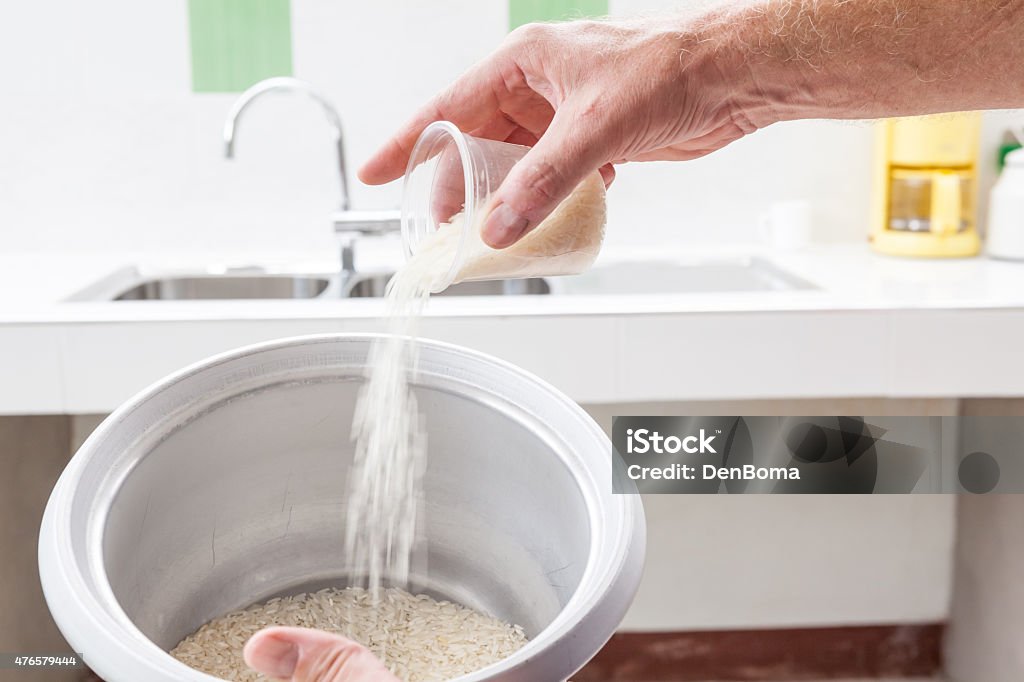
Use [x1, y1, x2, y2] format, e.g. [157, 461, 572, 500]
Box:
[401, 121, 605, 293]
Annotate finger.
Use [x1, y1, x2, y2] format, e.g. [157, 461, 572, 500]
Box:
[359, 60, 505, 186]
[426, 123, 541, 226]
[468, 102, 549, 143]
[429, 144, 469, 225]
[467, 89, 555, 143]
[504, 127, 539, 147]
[468, 113, 520, 144]
[423, 124, 544, 231]
[482, 107, 611, 248]
[244, 627, 398, 682]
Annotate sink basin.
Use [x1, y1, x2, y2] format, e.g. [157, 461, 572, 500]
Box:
[67, 256, 815, 302]
[344, 275, 551, 297]
[113, 275, 330, 301]
[550, 258, 815, 294]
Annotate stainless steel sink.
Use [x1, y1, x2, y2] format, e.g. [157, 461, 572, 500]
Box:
[344, 274, 551, 298]
[113, 275, 330, 301]
[66, 256, 816, 302]
[68, 267, 548, 302]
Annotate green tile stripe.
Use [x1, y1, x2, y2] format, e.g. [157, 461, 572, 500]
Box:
[510, 0, 608, 29]
[188, 0, 293, 93]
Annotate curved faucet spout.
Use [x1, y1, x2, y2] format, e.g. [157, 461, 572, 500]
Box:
[222, 77, 351, 211]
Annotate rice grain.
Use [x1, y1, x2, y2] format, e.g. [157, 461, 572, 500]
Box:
[171, 587, 528, 681]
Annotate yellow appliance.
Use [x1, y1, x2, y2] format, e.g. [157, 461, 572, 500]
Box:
[871, 112, 982, 257]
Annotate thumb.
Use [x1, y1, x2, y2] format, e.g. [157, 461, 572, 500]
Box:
[244, 627, 398, 682]
[482, 108, 609, 248]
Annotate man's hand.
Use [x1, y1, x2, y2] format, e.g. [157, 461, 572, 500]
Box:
[359, 17, 763, 248]
[244, 627, 399, 682]
[360, 0, 1024, 249]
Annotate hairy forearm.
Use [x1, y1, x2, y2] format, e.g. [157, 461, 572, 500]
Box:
[691, 0, 1024, 127]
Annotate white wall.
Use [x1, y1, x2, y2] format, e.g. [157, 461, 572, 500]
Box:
[626, 494, 955, 630]
[0, 1, 511, 253]
[3, 1, 1020, 254]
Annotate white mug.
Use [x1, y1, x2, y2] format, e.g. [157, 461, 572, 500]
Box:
[759, 200, 813, 251]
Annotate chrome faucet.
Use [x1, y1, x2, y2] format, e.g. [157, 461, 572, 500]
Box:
[223, 77, 351, 211]
[223, 77, 400, 289]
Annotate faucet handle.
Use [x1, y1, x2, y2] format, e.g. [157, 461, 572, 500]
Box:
[332, 209, 402, 236]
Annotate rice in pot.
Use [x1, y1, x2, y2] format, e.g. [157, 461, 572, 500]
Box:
[171, 587, 528, 681]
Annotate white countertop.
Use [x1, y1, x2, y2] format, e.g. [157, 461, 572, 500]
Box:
[4, 243, 1024, 414]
